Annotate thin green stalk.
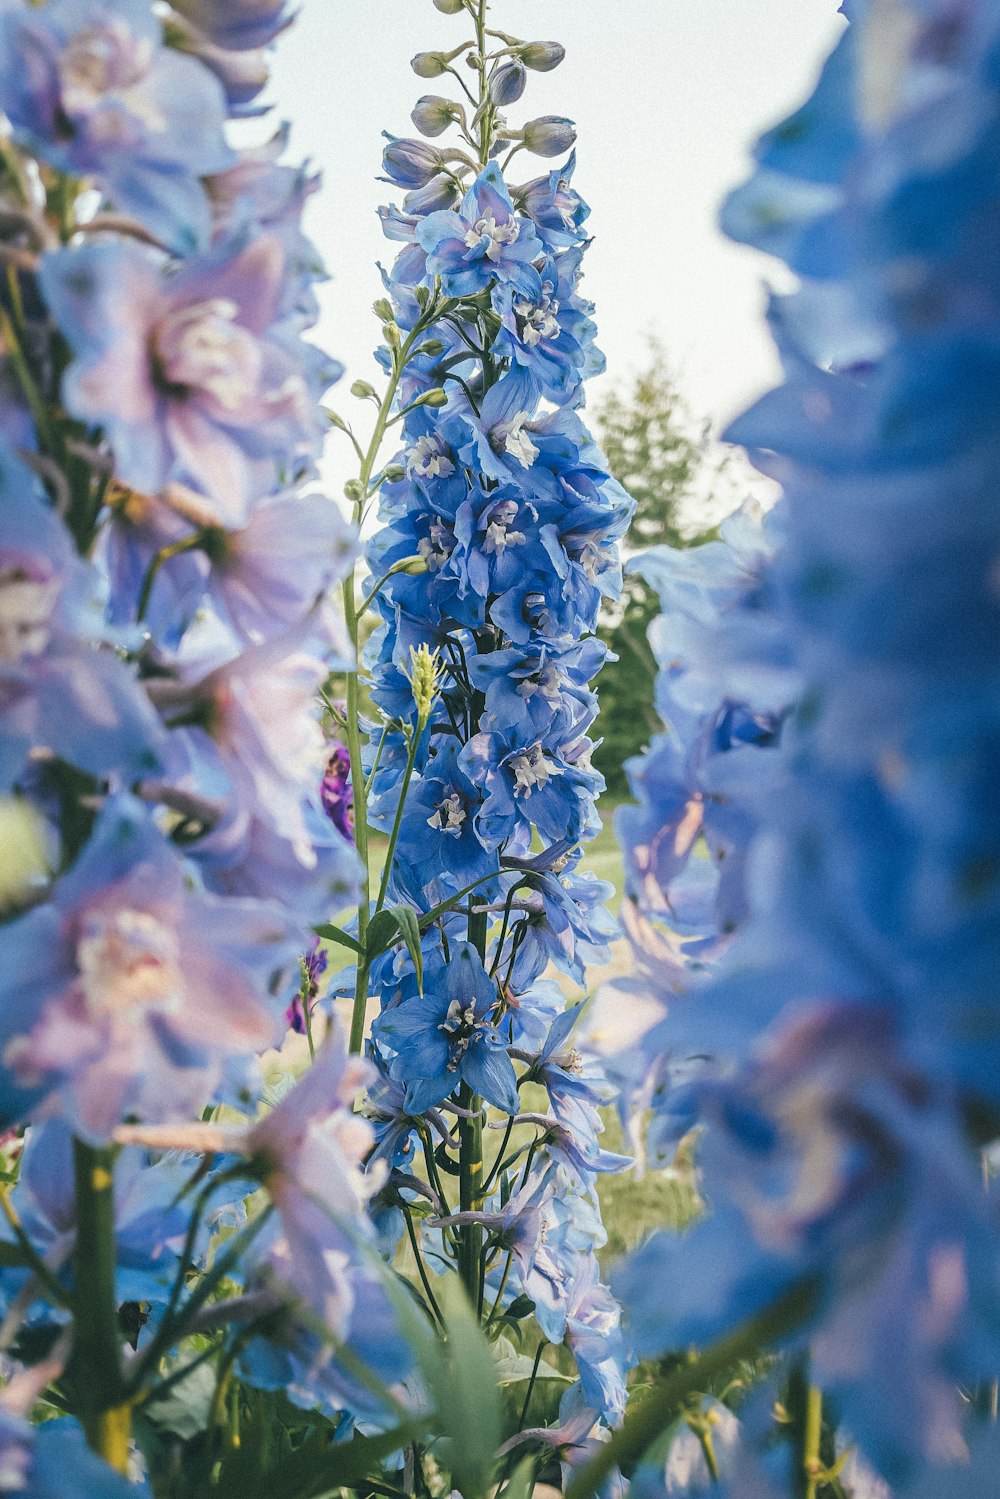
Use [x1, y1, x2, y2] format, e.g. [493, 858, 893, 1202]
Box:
[516, 1340, 546, 1432]
[375, 722, 423, 915]
[564, 1280, 819, 1499]
[804, 1385, 823, 1499]
[71, 1140, 128, 1470]
[403, 1206, 444, 1329]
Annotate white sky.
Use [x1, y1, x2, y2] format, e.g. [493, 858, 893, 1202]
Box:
[267, 0, 845, 486]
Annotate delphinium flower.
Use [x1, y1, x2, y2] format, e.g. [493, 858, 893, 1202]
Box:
[328, 0, 631, 1441]
[579, 0, 1000, 1492]
[0, 0, 373, 1478]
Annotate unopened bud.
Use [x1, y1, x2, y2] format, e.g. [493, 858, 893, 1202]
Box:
[521, 115, 577, 157]
[411, 50, 448, 77]
[389, 554, 429, 577]
[350, 379, 376, 400]
[518, 41, 566, 72]
[0, 797, 54, 911]
[418, 337, 445, 356]
[382, 464, 405, 483]
[381, 135, 443, 188]
[408, 644, 444, 726]
[325, 408, 349, 431]
[416, 387, 448, 408]
[384, 323, 401, 349]
[344, 479, 365, 503]
[489, 59, 527, 105]
[412, 95, 460, 138]
[373, 297, 395, 323]
[433, 0, 465, 12]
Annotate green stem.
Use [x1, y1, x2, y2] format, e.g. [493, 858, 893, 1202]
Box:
[71, 1140, 128, 1470]
[375, 717, 424, 914]
[458, 902, 488, 1310]
[403, 1205, 444, 1329]
[804, 1385, 823, 1499]
[564, 1280, 819, 1499]
[345, 313, 433, 1056]
[516, 1340, 546, 1432]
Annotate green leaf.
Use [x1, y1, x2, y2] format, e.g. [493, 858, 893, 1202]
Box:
[415, 1275, 502, 1499]
[312, 923, 363, 956]
[392, 904, 424, 994]
[365, 907, 402, 961]
[497, 1454, 538, 1499]
[143, 1359, 216, 1441]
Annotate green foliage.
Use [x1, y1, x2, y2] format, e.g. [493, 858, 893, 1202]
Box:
[593, 342, 723, 795]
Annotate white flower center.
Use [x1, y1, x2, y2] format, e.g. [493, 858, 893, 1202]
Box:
[464, 213, 521, 262]
[513, 286, 560, 347]
[483, 499, 526, 555]
[493, 411, 539, 469]
[0, 563, 59, 665]
[440, 997, 485, 1070]
[427, 792, 466, 835]
[510, 743, 556, 797]
[406, 434, 455, 480]
[417, 519, 454, 572]
[77, 908, 184, 1021]
[154, 299, 262, 412]
[516, 662, 564, 703]
[58, 20, 162, 131]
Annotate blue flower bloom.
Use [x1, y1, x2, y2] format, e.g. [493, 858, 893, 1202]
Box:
[374, 942, 519, 1114]
[416, 162, 543, 299]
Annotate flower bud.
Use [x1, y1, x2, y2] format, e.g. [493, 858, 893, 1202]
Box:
[411, 50, 448, 77]
[399, 556, 430, 576]
[373, 297, 395, 323]
[0, 798, 53, 911]
[408, 644, 444, 726]
[416, 388, 449, 408]
[325, 408, 348, 431]
[411, 95, 459, 138]
[433, 0, 465, 12]
[517, 41, 566, 72]
[521, 115, 577, 157]
[350, 379, 376, 400]
[382, 464, 405, 484]
[489, 59, 527, 105]
[418, 338, 445, 356]
[344, 479, 365, 503]
[403, 173, 462, 215]
[381, 135, 443, 188]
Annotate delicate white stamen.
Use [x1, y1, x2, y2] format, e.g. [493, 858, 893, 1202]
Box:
[427, 791, 466, 834]
[483, 499, 526, 555]
[510, 743, 557, 797]
[516, 662, 564, 703]
[464, 213, 520, 262]
[0, 564, 59, 664]
[153, 299, 261, 411]
[406, 434, 455, 480]
[513, 284, 560, 347]
[493, 411, 539, 469]
[77, 909, 184, 1021]
[439, 997, 483, 1071]
[417, 519, 454, 572]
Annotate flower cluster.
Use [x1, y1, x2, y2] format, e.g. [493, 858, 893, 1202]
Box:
[0, 0, 404, 1475]
[344, 8, 632, 1431]
[594, 0, 1000, 1490]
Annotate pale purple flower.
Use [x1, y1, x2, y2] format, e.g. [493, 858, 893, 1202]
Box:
[0, 0, 233, 254]
[0, 795, 294, 1142]
[168, 0, 295, 51]
[40, 234, 326, 516]
[320, 739, 354, 841]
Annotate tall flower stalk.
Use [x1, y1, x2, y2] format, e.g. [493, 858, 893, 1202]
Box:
[330, 0, 632, 1431]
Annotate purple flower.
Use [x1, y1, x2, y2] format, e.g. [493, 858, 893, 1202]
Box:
[40, 234, 326, 515]
[0, 0, 233, 254]
[0, 443, 164, 790]
[320, 739, 354, 842]
[169, 0, 295, 51]
[0, 794, 295, 1141]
